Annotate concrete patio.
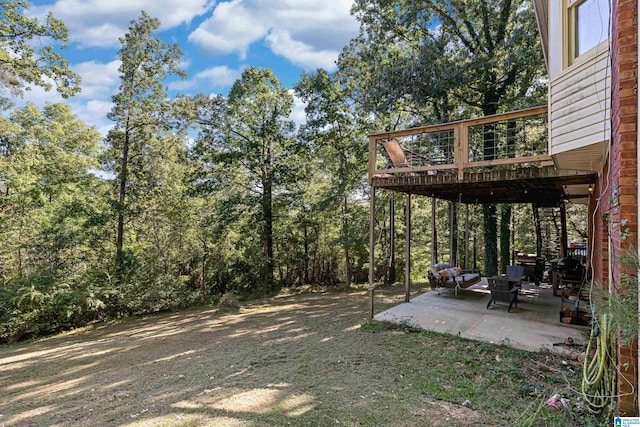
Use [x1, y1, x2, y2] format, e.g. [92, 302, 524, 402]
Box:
[375, 279, 590, 353]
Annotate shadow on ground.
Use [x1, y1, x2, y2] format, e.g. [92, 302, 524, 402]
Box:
[0, 287, 506, 426]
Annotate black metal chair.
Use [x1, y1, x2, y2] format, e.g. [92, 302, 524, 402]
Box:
[486, 276, 519, 312]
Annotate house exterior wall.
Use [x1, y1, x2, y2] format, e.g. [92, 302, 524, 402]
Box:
[549, 49, 611, 159]
[549, 0, 638, 415]
[608, 0, 638, 415]
[547, 0, 611, 168]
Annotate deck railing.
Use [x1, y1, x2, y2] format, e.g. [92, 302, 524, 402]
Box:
[368, 106, 550, 181]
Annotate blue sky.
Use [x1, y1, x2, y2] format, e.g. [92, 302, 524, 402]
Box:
[23, 0, 360, 134]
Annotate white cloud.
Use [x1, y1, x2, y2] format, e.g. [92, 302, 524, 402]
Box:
[289, 89, 307, 129]
[71, 99, 114, 135]
[188, 1, 267, 59]
[169, 65, 242, 92]
[178, 57, 193, 71]
[15, 82, 114, 136]
[17, 77, 65, 106]
[188, 0, 359, 70]
[33, 0, 215, 48]
[16, 59, 120, 136]
[266, 29, 339, 70]
[73, 60, 121, 99]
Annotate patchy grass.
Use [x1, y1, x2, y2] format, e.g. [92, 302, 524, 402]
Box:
[0, 285, 598, 426]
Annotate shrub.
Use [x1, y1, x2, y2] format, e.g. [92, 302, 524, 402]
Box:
[218, 292, 240, 313]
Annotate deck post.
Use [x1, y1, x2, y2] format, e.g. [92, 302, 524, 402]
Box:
[368, 136, 377, 183]
[511, 211, 516, 265]
[457, 123, 469, 181]
[368, 186, 376, 320]
[389, 193, 395, 285]
[405, 194, 411, 302]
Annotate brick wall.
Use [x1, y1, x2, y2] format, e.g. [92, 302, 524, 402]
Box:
[589, 175, 609, 286]
[610, 0, 638, 416]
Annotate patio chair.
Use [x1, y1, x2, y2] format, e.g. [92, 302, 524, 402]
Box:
[506, 265, 526, 286]
[382, 139, 410, 168]
[486, 276, 519, 312]
[382, 139, 435, 172]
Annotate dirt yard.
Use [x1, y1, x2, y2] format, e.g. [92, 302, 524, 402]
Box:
[0, 286, 579, 426]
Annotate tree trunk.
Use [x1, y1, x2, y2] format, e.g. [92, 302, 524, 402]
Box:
[201, 236, 207, 295]
[449, 201, 458, 265]
[431, 197, 438, 264]
[17, 225, 23, 279]
[533, 203, 542, 257]
[482, 102, 499, 277]
[499, 204, 511, 274]
[343, 195, 352, 289]
[483, 204, 498, 276]
[473, 229, 477, 270]
[303, 224, 309, 284]
[116, 129, 130, 279]
[262, 172, 274, 293]
[311, 226, 319, 284]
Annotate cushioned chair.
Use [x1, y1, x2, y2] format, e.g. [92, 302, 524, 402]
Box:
[427, 262, 482, 295]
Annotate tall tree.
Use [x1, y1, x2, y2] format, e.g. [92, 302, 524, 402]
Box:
[295, 69, 369, 288]
[338, 0, 546, 275]
[0, 0, 80, 104]
[186, 68, 298, 292]
[0, 102, 102, 280]
[106, 11, 183, 275]
[225, 68, 298, 292]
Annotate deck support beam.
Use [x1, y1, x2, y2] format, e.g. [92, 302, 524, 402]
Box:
[405, 194, 411, 302]
[389, 194, 395, 284]
[368, 186, 376, 320]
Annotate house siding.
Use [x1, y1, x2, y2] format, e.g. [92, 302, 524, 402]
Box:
[549, 49, 611, 156]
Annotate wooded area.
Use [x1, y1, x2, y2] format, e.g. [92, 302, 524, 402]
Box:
[0, 0, 587, 342]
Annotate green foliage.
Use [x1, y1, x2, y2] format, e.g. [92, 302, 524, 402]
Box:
[186, 67, 302, 293]
[340, 0, 546, 120]
[339, 0, 548, 276]
[0, 102, 104, 280]
[0, 274, 105, 341]
[0, 269, 209, 343]
[0, 5, 587, 347]
[105, 11, 185, 274]
[295, 69, 370, 287]
[0, 0, 80, 103]
[218, 292, 240, 313]
[590, 247, 639, 346]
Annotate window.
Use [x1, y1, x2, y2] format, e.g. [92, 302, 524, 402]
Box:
[566, 0, 610, 65]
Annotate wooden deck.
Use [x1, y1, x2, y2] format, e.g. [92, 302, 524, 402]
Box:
[372, 166, 596, 206]
[368, 106, 597, 206]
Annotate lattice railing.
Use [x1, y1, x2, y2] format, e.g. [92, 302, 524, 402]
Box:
[369, 106, 549, 181]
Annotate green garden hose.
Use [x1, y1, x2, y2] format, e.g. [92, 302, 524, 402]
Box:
[581, 313, 617, 414]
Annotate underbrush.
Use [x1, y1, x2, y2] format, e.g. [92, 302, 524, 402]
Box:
[0, 272, 213, 343]
[0, 273, 360, 343]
